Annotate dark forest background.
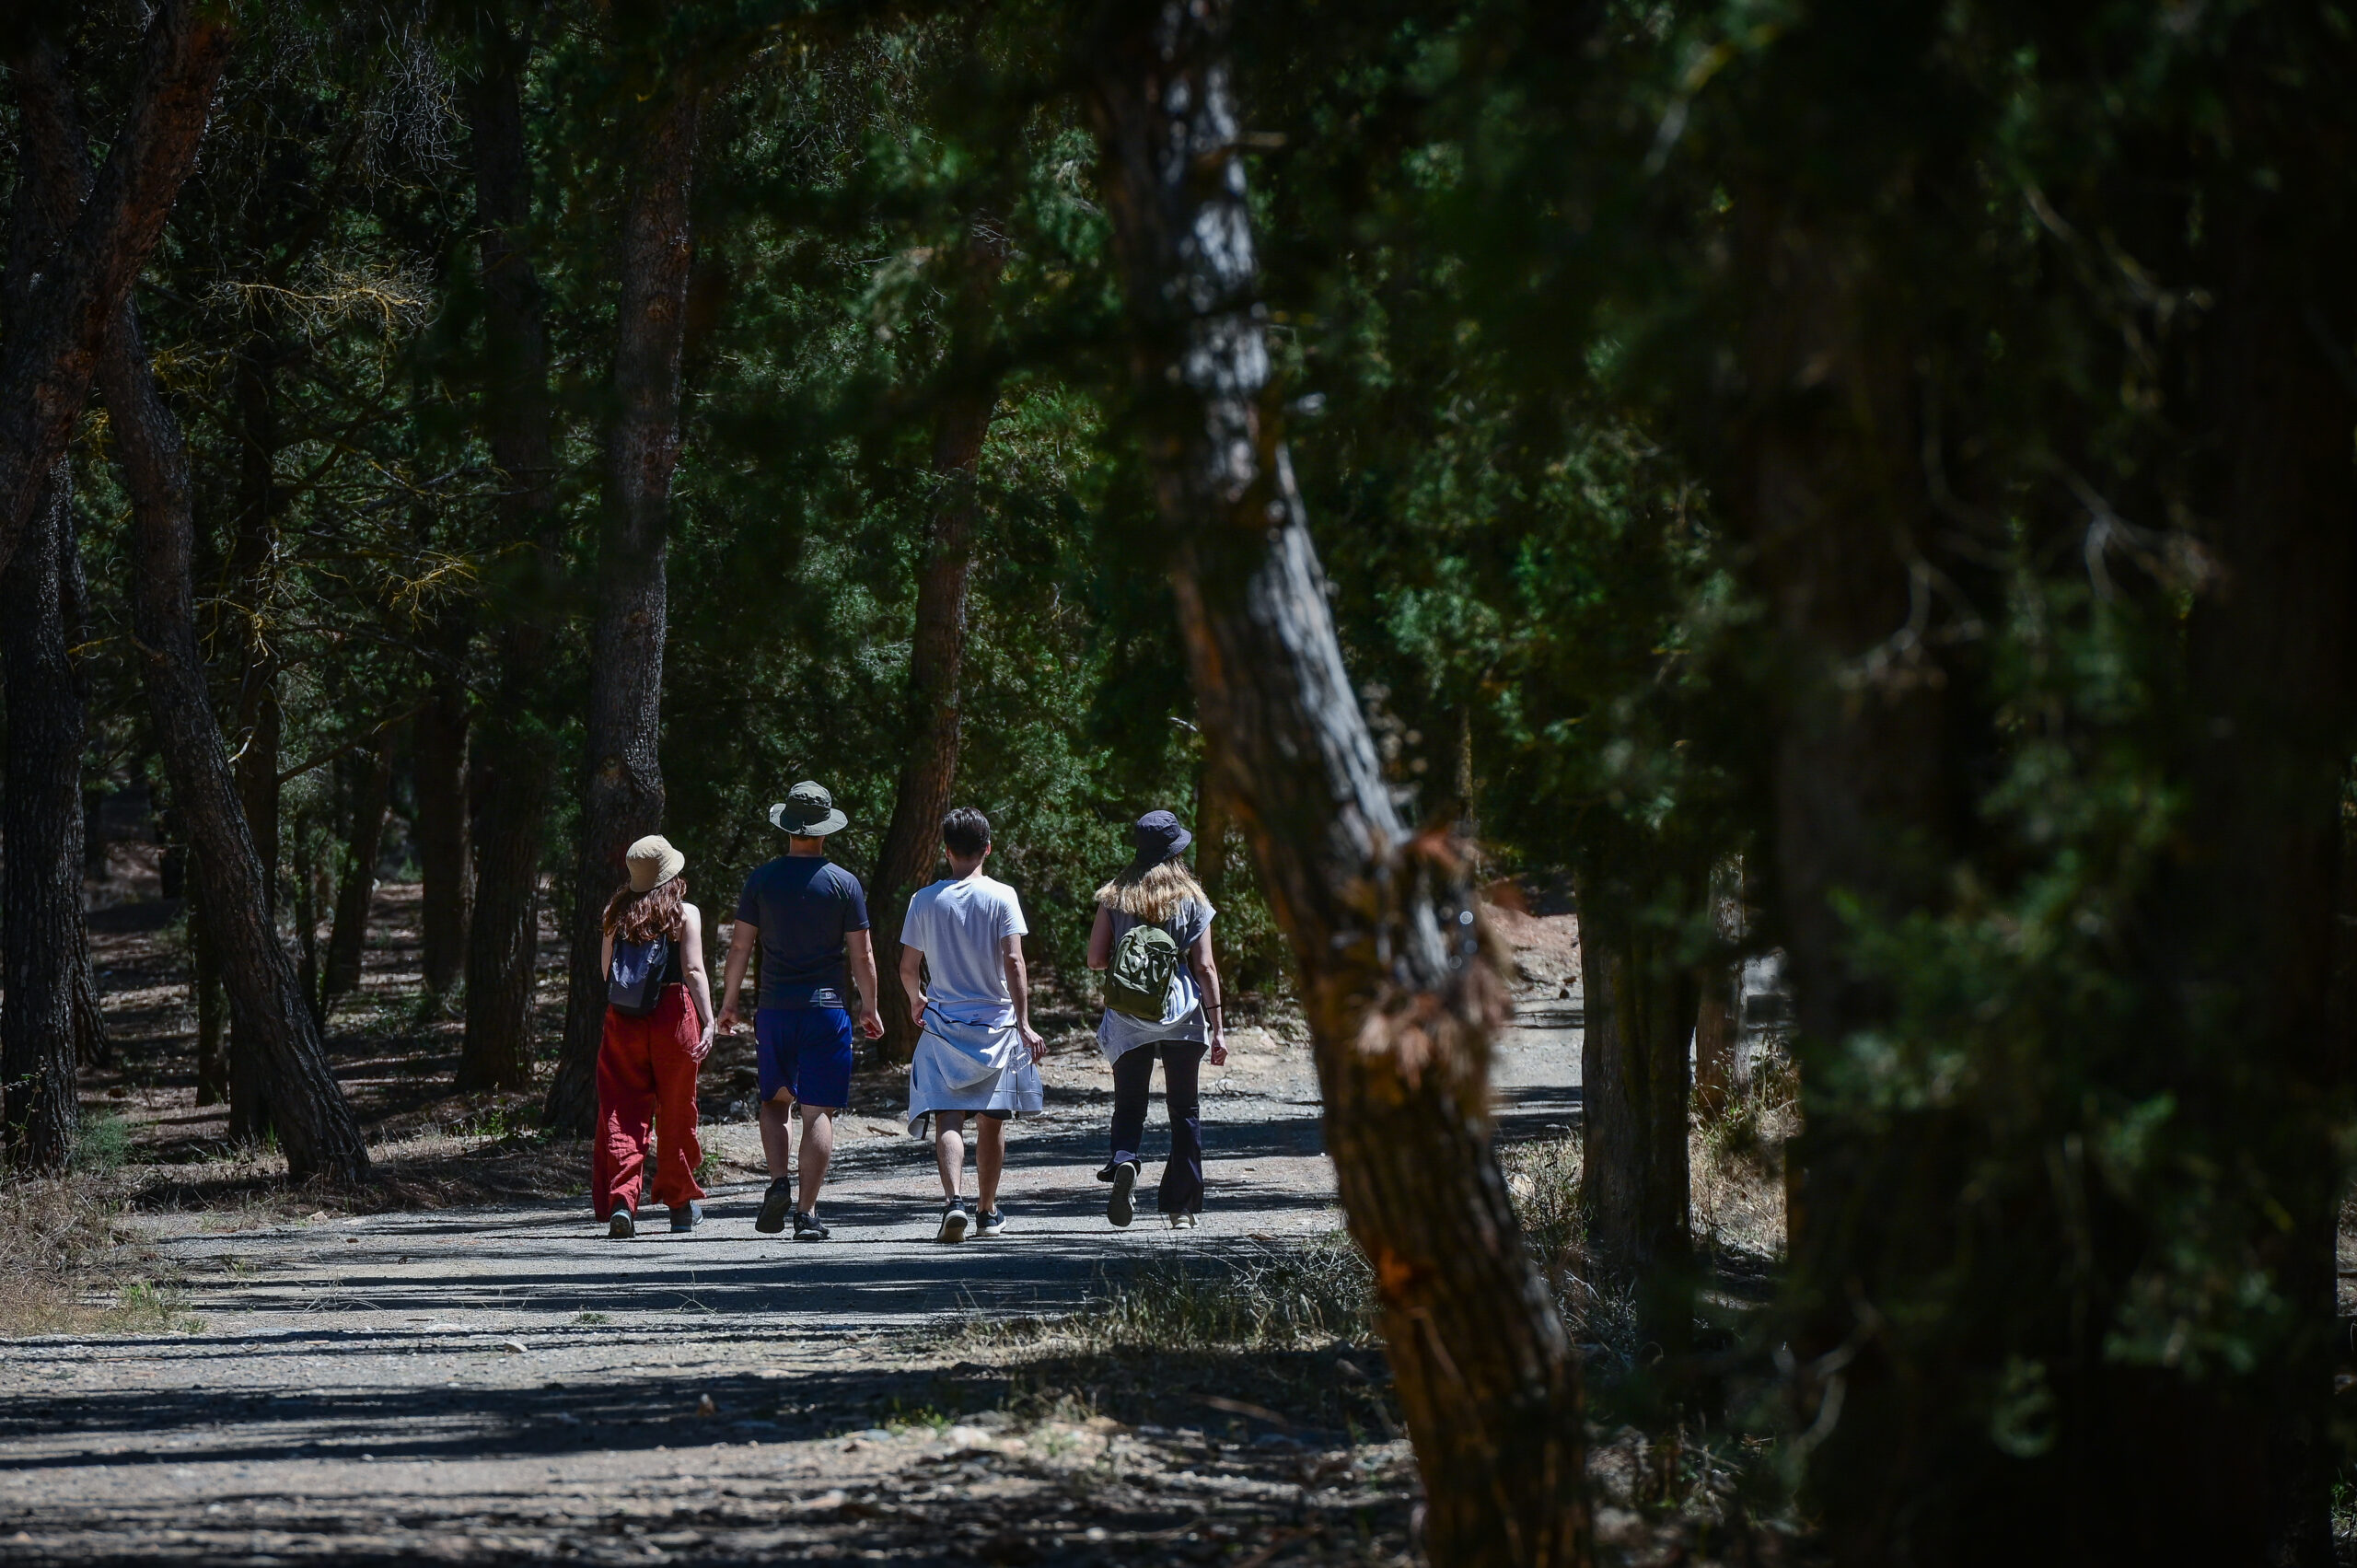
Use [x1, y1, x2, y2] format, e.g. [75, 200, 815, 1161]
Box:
[5, 1, 2355, 1562]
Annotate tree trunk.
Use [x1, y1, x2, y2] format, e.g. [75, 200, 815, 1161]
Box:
[546, 86, 702, 1133]
[2, 465, 87, 1173]
[1089, 8, 1588, 1564]
[459, 18, 562, 1095]
[189, 877, 227, 1106]
[413, 671, 470, 996]
[99, 299, 370, 1184]
[2160, 167, 2354, 1568]
[0, 8, 233, 566]
[873, 255, 1007, 1063]
[319, 746, 390, 1018]
[1574, 851, 1697, 1362]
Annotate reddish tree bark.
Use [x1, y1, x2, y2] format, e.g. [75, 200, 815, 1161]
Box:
[1089, 6, 1588, 1563]
[546, 84, 703, 1132]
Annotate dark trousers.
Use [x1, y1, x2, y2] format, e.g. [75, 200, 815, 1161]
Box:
[1108, 1040, 1205, 1215]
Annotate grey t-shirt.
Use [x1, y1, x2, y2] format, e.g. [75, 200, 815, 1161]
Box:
[1095, 899, 1213, 1063]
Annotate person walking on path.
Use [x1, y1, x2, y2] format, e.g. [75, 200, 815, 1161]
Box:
[898, 807, 1046, 1243]
[715, 781, 884, 1241]
[1087, 809, 1226, 1229]
[595, 836, 717, 1238]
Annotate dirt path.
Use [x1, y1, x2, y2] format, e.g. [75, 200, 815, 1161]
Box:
[1, 925, 1588, 1567]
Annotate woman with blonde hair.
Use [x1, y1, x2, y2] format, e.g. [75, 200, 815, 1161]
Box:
[594, 835, 716, 1237]
[1086, 809, 1227, 1228]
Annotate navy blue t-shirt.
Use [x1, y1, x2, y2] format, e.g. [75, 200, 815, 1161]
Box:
[736, 855, 871, 1010]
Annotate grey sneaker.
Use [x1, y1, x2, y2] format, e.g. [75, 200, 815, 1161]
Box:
[608, 1207, 634, 1239]
[755, 1179, 793, 1235]
[1107, 1163, 1138, 1228]
[936, 1202, 970, 1245]
[976, 1208, 1006, 1238]
[669, 1201, 702, 1233]
[794, 1210, 830, 1242]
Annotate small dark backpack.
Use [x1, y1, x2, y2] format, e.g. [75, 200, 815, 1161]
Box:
[1104, 921, 1183, 1020]
[608, 934, 673, 1017]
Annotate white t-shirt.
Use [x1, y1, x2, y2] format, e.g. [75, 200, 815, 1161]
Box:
[901, 874, 1028, 1026]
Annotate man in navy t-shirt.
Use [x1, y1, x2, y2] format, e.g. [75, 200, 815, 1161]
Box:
[715, 780, 883, 1241]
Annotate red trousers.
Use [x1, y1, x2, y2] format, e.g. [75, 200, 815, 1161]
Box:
[593, 986, 707, 1217]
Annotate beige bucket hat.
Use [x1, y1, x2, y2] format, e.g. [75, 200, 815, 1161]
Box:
[625, 834, 686, 893]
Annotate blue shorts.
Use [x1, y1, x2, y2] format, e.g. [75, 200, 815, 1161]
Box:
[756, 1006, 853, 1109]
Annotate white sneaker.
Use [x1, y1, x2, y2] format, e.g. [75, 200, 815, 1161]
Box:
[936, 1202, 970, 1244]
[1165, 1211, 1198, 1229]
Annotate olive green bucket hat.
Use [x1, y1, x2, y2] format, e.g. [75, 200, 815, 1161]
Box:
[768, 779, 848, 837]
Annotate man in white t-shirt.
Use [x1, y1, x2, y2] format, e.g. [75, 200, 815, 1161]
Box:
[898, 807, 1046, 1243]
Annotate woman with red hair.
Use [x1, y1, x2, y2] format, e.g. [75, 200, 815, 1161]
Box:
[594, 835, 715, 1237]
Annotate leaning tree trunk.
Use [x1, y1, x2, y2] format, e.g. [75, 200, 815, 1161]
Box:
[319, 746, 392, 1018]
[873, 240, 1008, 1063]
[459, 19, 562, 1094]
[413, 669, 470, 996]
[0, 8, 233, 567]
[100, 301, 369, 1184]
[1574, 849, 1699, 1364]
[1089, 7, 1588, 1564]
[545, 86, 702, 1133]
[1, 466, 87, 1173]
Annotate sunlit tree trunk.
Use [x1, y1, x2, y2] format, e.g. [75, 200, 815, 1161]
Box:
[2, 466, 87, 1173]
[547, 85, 702, 1133]
[459, 17, 561, 1094]
[1089, 6, 1588, 1563]
[101, 300, 369, 1184]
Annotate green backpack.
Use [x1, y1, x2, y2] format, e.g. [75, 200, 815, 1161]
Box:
[1104, 921, 1183, 1019]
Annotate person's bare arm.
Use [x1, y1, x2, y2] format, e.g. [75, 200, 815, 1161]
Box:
[900, 944, 927, 1025]
[846, 930, 884, 1040]
[680, 904, 715, 1051]
[1086, 906, 1113, 970]
[1004, 935, 1045, 1060]
[716, 920, 756, 1033]
[1190, 926, 1227, 1065]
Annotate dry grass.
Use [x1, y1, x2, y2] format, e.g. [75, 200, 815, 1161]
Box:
[0, 1179, 196, 1337]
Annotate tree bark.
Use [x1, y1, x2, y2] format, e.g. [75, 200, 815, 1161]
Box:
[319, 746, 391, 1018]
[413, 671, 470, 996]
[189, 877, 227, 1106]
[545, 86, 702, 1132]
[2, 465, 87, 1173]
[1089, 8, 1588, 1564]
[873, 240, 1009, 1064]
[0, 8, 233, 568]
[459, 18, 562, 1095]
[100, 299, 370, 1184]
[1574, 852, 1697, 1361]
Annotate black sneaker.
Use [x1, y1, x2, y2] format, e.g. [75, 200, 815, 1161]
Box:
[669, 1201, 702, 1233]
[608, 1207, 634, 1239]
[936, 1201, 970, 1245]
[976, 1208, 1006, 1238]
[1107, 1162, 1139, 1228]
[755, 1179, 794, 1235]
[794, 1211, 830, 1242]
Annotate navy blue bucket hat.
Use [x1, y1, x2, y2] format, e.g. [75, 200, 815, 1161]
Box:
[1125, 808, 1193, 874]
